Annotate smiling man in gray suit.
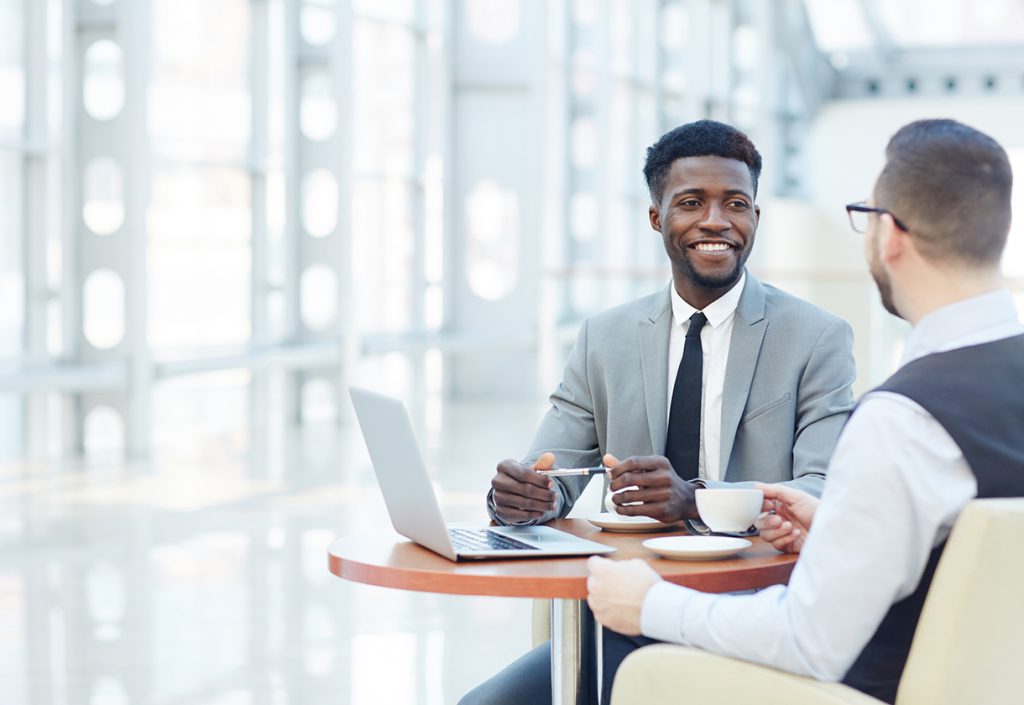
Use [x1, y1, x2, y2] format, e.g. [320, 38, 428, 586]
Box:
[460, 120, 856, 705]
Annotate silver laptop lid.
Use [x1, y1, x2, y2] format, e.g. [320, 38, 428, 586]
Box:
[349, 386, 458, 560]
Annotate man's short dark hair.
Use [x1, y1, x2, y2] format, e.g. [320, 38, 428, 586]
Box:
[876, 119, 1012, 266]
[643, 120, 763, 203]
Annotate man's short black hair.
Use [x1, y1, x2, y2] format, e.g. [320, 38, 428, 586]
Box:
[875, 119, 1012, 266]
[643, 120, 763, 203]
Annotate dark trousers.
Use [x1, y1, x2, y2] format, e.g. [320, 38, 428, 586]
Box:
[458, 629, 657, 705]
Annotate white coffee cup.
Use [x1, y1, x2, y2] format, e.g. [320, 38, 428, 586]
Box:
[695, 488, 764, 532]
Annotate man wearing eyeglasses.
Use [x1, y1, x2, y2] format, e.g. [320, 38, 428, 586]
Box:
[587, 118, 1024, 704]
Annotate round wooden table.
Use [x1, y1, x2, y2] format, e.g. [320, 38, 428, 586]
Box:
[328, 519, 797, 705]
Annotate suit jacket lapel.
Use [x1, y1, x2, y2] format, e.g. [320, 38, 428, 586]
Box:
[719, 273, 768, 477]
[639, 285, 673, 455]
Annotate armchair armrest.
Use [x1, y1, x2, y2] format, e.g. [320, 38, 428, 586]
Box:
[611, 645, 882, 705]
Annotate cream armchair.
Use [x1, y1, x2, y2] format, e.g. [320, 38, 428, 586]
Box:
[611, 498, 1024, 705]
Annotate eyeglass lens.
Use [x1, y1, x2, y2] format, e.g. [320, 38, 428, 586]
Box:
[848, 209, 869, 232]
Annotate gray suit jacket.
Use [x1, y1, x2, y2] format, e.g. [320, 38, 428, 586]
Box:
[491, 273, 856, 520]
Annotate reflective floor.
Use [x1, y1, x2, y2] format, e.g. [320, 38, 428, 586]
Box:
[0, 398, 549, 705]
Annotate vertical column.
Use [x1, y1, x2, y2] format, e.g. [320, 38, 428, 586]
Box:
[66, 0, 151, 456]
[284, 0, 352, 424]
[536, 0, 568, 396]
[249, 0, 272, 449]
[23, 0, 51, 456]
[564, 0, 609, 317]
[447, 0, 546, 398]
[732, 0, 780, 198]
[121, 0, 152, 456]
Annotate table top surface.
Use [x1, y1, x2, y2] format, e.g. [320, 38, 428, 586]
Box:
[327, 519, 797, 599]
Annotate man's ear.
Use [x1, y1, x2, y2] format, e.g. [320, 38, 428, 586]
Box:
[648, 204, 661, 232]
[878, 213, 907, 264]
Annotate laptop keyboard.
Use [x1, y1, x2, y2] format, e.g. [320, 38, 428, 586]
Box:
[449, 528, 540, 552]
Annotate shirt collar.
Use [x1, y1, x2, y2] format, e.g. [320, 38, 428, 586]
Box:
[900, 288, 1021, 365]
[671, 271, 746, 329]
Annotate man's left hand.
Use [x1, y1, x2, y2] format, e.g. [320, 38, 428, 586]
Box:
[604, 453, 698, 522]
[586, 556, 661, 636]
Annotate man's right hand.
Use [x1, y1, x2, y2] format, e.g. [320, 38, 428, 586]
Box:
[754, 482, 820, 554]
[491, 451, 559, 524]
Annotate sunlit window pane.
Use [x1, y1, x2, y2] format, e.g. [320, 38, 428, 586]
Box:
[83, 40, 124, 122]
[353, 0, 414, 23]
[465, 0, 521, 44]
[300, 264, 339, 332]
[353, 20, 415, 176]
[0, 153, 23, 357]
[83, 157, 125, 236]
[0, 0, 24, 139]
[148, 167, 251, 351]
[300, 71, 337, 142]
[301, 0, 337, 47]
[570, 117, 598, 170]
[83, 269, 125, 350]
[149, 0, 251, 162]
[879, 0, 1024, 47]
[660, 1, 688, 51]
[464, 179, 520, 301]
[352, 179, 414, 332]
[84, 407, 125, 458]
[301, 169, 338, 238]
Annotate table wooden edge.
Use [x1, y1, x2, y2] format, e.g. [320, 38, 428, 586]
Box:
[327, 521, 797, 599]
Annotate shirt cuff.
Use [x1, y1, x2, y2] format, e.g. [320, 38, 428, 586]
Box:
[640, 580, 696, 644]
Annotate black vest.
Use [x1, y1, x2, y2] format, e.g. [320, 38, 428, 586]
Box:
[841, 334, 1024, 703]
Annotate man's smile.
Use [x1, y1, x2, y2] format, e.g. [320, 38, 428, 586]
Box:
[686, 238, 739, 257]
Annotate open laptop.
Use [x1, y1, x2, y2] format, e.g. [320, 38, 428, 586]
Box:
[349, 386, 616, 561]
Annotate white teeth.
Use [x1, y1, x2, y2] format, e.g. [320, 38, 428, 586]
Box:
[695, 242, 731, 252]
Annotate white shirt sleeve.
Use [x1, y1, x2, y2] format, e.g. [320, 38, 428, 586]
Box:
[639, 393, 977, 680]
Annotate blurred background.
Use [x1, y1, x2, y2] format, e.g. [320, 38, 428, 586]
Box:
[2, 0, 1023, 703]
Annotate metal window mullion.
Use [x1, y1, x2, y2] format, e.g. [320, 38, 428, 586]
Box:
[249, 0, 272, 349]
[23, 0, 51, 456]
[59, 0, 81, 453]
[120, 0, 153, 457]
[438, 0, 456, 398]
[538, 0, 571, 397]
[653, 0, 667, 133]
[408, 0, 429, 403]
[333, 0, 355, 420]
[249, 0, 272, 439]
[280, 0, 302, 422]
[593, 7, 611, 311]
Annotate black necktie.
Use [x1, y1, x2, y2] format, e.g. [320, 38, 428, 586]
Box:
[665, 311, 707, 480]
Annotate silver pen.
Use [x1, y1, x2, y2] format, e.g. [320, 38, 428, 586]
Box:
[538, 465, 608, 477]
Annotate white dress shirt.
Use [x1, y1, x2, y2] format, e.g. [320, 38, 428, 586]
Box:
[604, 274, 745, 511]
[667, 272, 745, 482]
[640, 289, 1023, 681]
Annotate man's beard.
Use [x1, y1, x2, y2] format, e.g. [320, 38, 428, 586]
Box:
[676, 246, 749, 290]
[869, 250, 900, 318]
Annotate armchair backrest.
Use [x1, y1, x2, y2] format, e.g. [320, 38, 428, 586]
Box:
[896, 498, 1024, 705]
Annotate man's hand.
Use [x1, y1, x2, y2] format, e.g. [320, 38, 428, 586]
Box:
[490, 452, 559, 524]
[754, 482, 820, 554]
[604, 453, 698, 523]
[586, 556, 661, 636]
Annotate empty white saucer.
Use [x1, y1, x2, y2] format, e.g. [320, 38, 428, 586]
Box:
[642, 535, 752, 561]
[587, 513, 681, 533]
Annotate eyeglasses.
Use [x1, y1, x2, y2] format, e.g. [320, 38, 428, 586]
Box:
[845, 202, 910, 234]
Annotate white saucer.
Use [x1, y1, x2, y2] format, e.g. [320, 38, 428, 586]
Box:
[587, 513, 680, 533]
[642, 535, 752, 561]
